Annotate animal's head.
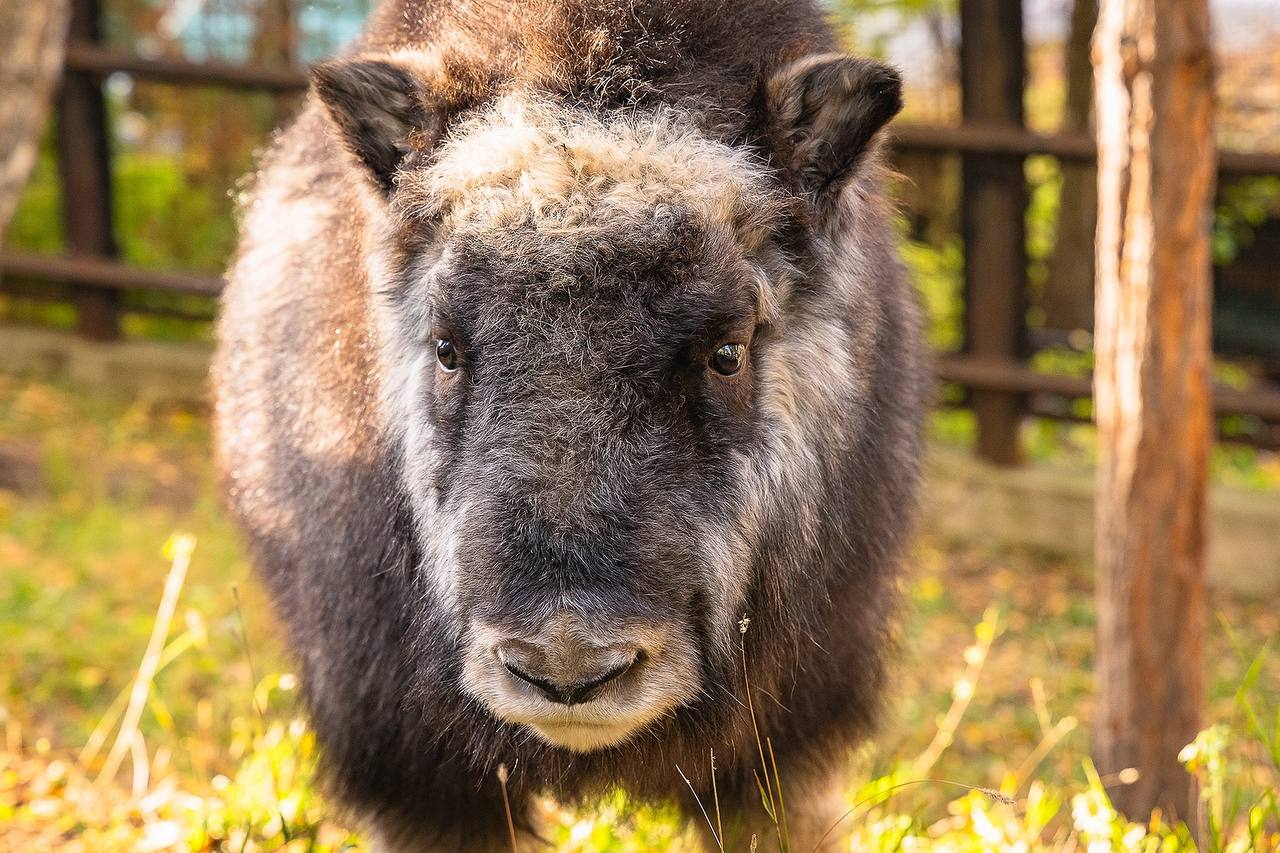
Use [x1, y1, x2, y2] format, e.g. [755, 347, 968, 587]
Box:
[312, 50, 904, 752]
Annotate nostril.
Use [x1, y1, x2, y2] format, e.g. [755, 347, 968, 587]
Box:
[563, 656, 635, 705]
[501, 658, 574, 704]
[497, 644, 639, 706]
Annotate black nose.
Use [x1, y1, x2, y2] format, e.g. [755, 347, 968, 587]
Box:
[496, 636, 639, 706]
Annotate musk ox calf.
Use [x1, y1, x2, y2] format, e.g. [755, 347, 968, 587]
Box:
[214, 0, 926, 848]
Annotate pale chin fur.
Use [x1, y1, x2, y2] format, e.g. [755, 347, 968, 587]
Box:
[525, 720, 639, 752]
[479, 687, 674, 753]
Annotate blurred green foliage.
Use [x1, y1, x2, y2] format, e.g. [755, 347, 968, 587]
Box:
[6, 136, 63, 254]
[827, 0, 955, 59]
[6, 83, 281, 274]
[1214, 176, 1280, 265]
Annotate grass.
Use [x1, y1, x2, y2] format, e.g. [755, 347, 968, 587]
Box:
[1, 371, 1278, 851]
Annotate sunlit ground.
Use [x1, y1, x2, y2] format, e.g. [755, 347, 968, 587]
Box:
[1, 372, 1277, 851]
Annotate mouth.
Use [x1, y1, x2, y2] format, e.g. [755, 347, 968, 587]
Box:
[460, 619, 703, 753]
[488, 665, 675, 752]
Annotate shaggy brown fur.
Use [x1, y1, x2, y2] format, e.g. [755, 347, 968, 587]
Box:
[214, 1, 925, 850]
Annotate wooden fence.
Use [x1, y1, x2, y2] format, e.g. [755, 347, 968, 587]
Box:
[3, 0, 1280, 463]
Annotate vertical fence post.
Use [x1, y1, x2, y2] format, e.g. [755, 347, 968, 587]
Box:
[958, 0, 1027, 465]
[1093, 0, 1214, 824]
[56, 0, 119, 340]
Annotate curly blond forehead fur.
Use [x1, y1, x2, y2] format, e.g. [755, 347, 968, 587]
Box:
[395, 94, 791, 254]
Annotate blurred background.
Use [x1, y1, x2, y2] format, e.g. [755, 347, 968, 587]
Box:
[0, 1, 1277, 850]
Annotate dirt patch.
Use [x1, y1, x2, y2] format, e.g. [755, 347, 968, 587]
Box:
[0, 439, 43, 494]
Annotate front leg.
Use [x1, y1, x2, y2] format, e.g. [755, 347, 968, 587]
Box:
[362, 794, 545, 853]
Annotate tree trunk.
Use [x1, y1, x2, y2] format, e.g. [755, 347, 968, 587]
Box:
[1043, 0, 1098, 332]
[0, 0, 69, 240]
[1092, 0, 1215, 826]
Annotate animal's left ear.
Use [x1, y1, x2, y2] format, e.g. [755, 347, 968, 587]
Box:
[765, 54, 903, 205]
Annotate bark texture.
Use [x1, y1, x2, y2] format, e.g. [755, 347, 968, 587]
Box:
[0, 0, 69, 239]
[1092, 0, 1215, 824]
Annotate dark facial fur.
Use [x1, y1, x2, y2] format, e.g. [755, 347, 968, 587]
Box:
[214, 1, 926, 849]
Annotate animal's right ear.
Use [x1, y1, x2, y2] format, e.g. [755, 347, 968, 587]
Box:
[312, 57, 444, 195]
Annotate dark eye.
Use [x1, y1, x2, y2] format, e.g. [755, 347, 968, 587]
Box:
[436, 338, 459, 372]
[709, 343, 746, 376]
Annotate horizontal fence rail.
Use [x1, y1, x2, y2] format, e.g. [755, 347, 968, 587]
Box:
[6, 247, 1280, 425]
[58, 43, 1280, 176]
[0, 252, 223, 297]
[891, 123, 1280, 177]
[6, 42, 1280, 455]
[64, 43, 310, 91]
[934, 356, 1280, 423]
